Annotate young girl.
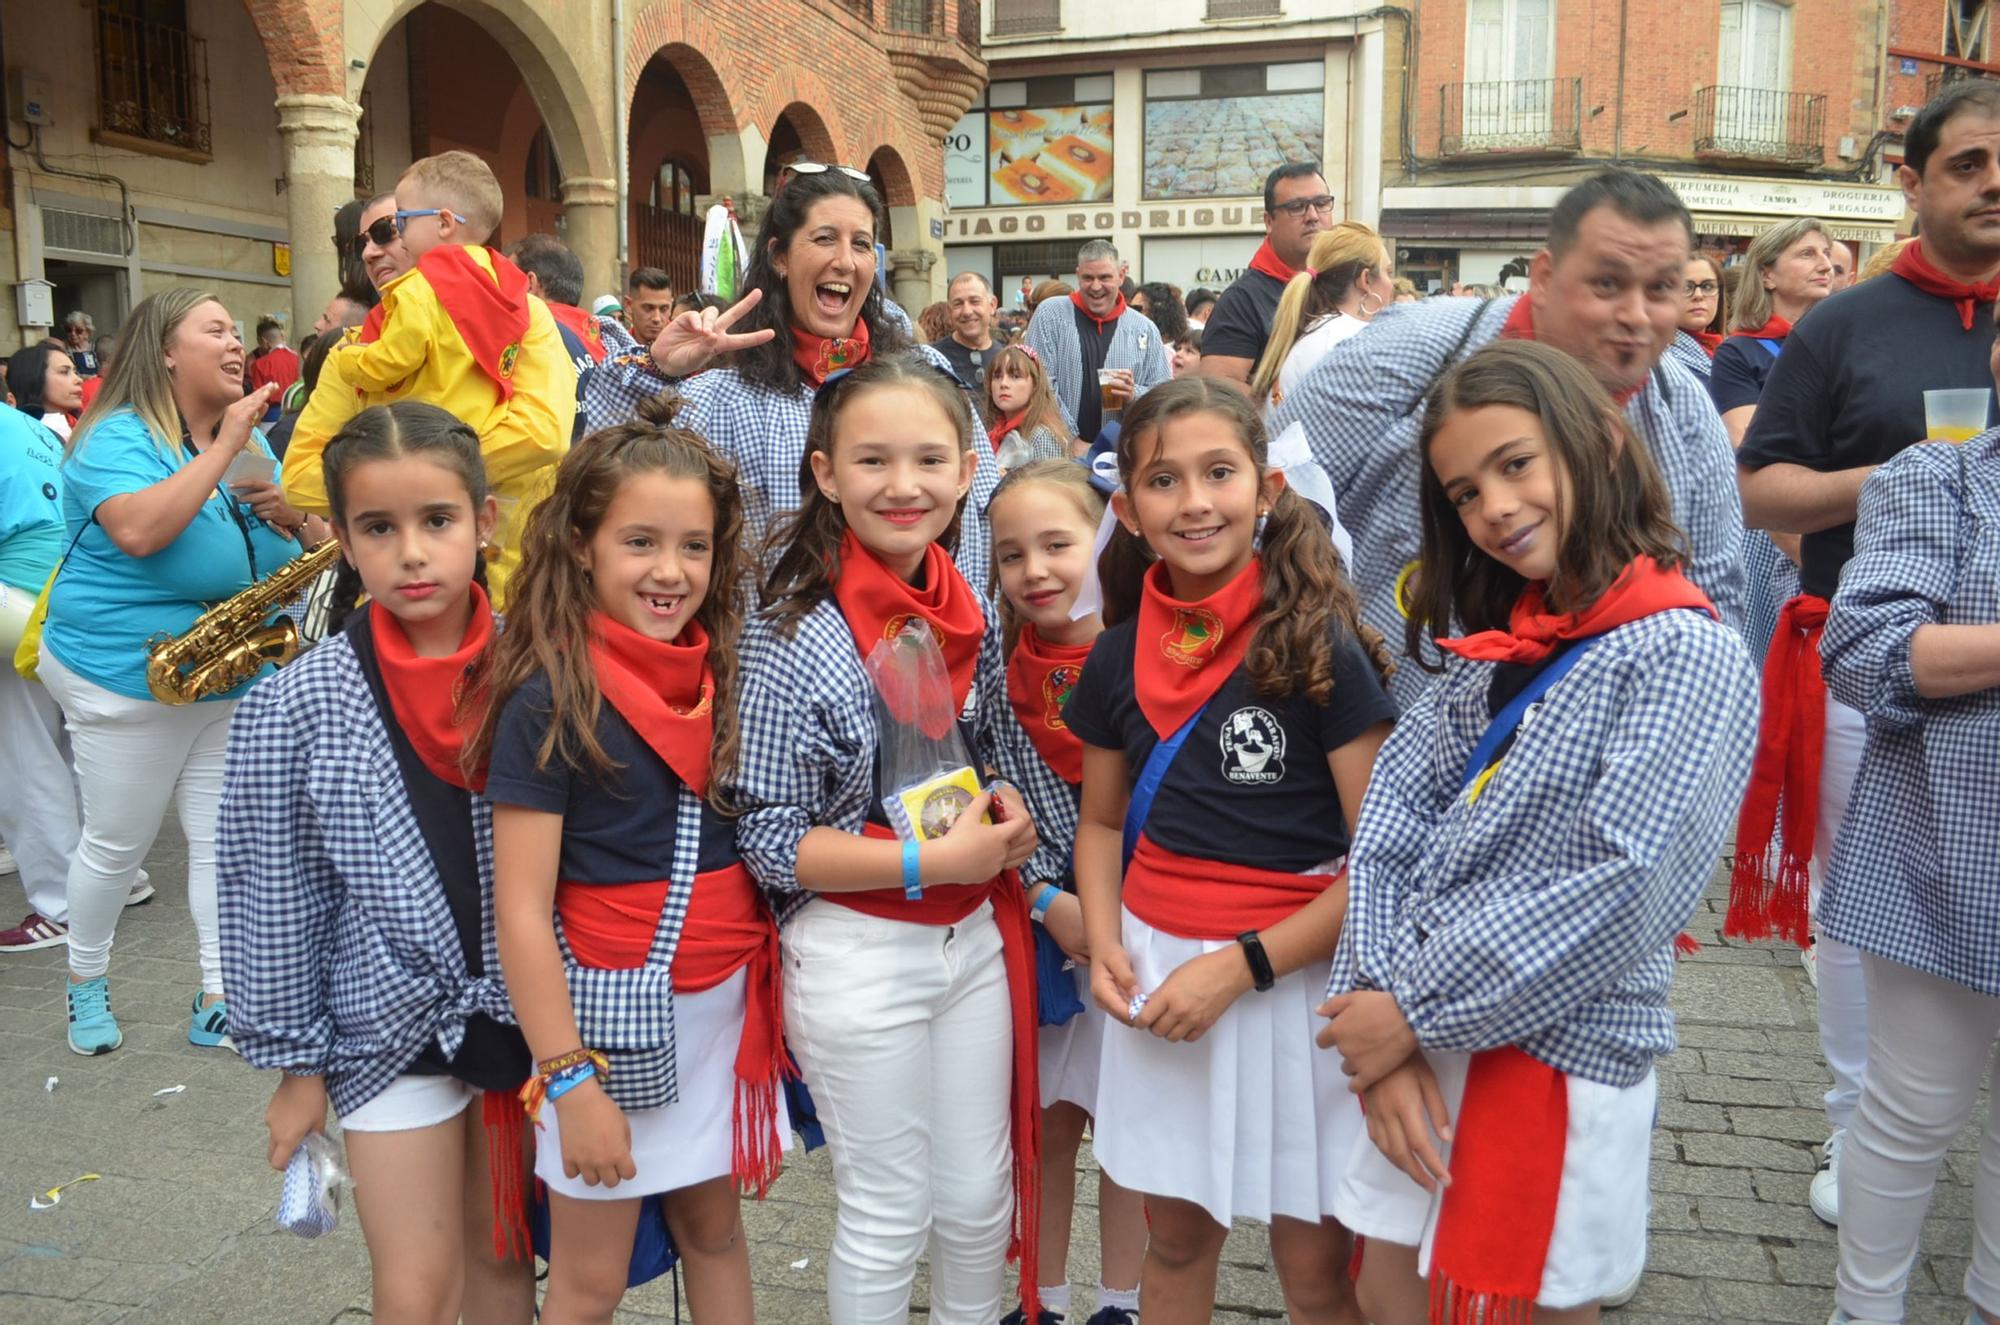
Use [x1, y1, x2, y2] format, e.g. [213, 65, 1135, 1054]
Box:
[1321, 340, 1757, 1325]
[987, 344, 1074, 469]
[987, 460, 1147, 1325]
[218, 401, 535, 1325]
[728, 352, 1044, 1324]
[1065, 376, 1398, 1324]
[476, 394, 786, 1325]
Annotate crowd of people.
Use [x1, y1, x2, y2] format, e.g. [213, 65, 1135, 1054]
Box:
[0, 79, 1998, 1325]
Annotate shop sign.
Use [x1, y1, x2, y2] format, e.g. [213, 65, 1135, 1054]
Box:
[945, 203, 1262, 240]
[1657, 175, 1905, 224]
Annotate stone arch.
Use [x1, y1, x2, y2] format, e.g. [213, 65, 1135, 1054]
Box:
[756, 69, 843, 163]
[865, 144, 917, 210]
[634, 43, 739, 144]
[243, 0, 345, 97]
[624, 2, 744, 133]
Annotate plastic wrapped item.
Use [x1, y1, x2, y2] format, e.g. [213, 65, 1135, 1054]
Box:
[864, 621, 989, 844]
[277, 1132, 347, 1238]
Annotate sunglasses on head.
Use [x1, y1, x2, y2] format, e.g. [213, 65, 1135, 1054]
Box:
[786, 162, 873, 184]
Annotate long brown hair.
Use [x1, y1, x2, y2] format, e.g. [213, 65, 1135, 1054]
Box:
[70, 287, 218, 459]
[760, 353, 978, 633]
[465, 393, 748, 804]
[984, 343, 1067, 438]
[987, 458, 1104, 654]
[1408, 339, 1686, 667]
[1098, 377, 1392, 701]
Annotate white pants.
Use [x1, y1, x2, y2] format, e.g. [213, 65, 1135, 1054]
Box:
[1836, 954, 2000, 1322]
[783, 897, 1016, 1325]
[1814, 696, 1870, 1132]
[39, 647, 236, 993]
[0, 667, 79, 922]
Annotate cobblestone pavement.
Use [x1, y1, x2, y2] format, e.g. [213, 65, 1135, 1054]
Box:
[0, 829, 1986, 1323]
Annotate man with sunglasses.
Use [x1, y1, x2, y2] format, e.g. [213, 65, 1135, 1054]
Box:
[1199, 163, 1337, 386]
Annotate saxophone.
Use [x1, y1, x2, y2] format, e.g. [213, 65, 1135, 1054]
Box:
[145, 539, 345, 704]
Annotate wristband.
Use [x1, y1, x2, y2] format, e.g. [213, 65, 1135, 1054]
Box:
[1236, 930, 1277, 992]
[1031, 884, 1058, 920]
[902, 838, 924, 901]
[545, 1060, 598, 1103]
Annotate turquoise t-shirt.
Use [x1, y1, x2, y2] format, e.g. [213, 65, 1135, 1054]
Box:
[0, 410, 65, 590]
[45, 407, 301, 702]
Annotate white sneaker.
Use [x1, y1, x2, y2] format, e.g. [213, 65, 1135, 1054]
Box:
[1811, 1128, 1844, 1226]
[1602, 1261, 1644, 1308]
[125, 870, 154, 907]
[0, 843, 15, 876]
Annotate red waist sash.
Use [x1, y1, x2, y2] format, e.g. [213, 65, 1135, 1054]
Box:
[554, 864, 787, 1195]
[1724, 593, 1827, 948]
[837, 821, 1043, 1313]
[1123, 832, 1338, 941]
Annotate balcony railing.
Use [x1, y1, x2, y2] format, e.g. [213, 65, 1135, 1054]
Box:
[887, 0, 940, 33]
[1926, 64, 2000, 105]
[1438, 78, 1583, 157]
[1694, 85, 1825, 166]
[992, 0, 1060, 36]
[1208, 0, 1281, 16]
[958, 0, 982, 45]
[94, 5, 212, 157]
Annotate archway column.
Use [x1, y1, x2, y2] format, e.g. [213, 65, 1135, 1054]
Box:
[561, 176, 620, 297]
[891, 198, 948, 307]
[276, 93, 362, 334]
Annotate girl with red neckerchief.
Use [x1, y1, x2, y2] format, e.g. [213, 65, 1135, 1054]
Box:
[1065, 376, 1397, 1324]
[984, 344, 1075, 470]
[985, 459, 1147, 1325]
[1320, 340, 1757, 1325]
[218, 402, 536, 1325]
[729, 353, 1045, 1325]
[475, 395, 787, 1325]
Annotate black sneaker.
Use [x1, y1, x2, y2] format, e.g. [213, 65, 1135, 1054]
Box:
[999, 1311, 1066, 1325]
[1084, 1309, 1138, 1325]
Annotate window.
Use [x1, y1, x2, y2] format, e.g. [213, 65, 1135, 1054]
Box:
[524, 128, 563, 201]
[1946, 1, 1993, 62]
[93, 0, 212, 158]
[1717, 1, 1792, 140]
[945, 76, 1114, 209]
[991, 0, 1060, 36]
[1143, 62, 1325, 200]
[651, 159, 700, 215]
[1463, 0, 1554, 138]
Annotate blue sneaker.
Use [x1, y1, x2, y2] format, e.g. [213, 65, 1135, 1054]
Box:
[188, 992, 234, 1051]
[66, 976, 122, 1055]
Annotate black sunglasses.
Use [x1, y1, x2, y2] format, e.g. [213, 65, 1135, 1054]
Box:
[361, 216, 400, 248]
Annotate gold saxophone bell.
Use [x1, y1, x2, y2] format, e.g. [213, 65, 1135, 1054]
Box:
[145, 539, 345, 704]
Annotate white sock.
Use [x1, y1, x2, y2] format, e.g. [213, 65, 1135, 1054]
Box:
[1036, 1282, 1073, 1316]
[1097, 1282, 1140, 1313]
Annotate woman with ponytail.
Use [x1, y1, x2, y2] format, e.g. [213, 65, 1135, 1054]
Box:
[1249, 221, 1393, 413]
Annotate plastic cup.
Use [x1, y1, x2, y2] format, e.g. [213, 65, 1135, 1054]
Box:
[1923, 388, 1992, 443]
[1098, 367, 1123, 412]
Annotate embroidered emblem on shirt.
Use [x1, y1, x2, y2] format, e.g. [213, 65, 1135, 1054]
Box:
[883, 613, 946, 649]
[1042, 664, 1082, 730]
[1161, 606, 1224, 668]
[498, 342, 521, 378]
[1219, 705, 1286, 785]
[819, 337, 861, 377]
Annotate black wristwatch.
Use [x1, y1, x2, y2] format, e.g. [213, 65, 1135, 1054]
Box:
[1236, 930, 1276, 992]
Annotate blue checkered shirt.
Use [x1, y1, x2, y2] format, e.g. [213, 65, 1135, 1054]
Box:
[1663, 330, 1714, 383]
[727, 594, 1009, 924]
[1022, 299, 1173, 434]
[988, 679, 1082, 889]
[579, 344, 1001, 587]
[216, 636, 516, 1118]
[1332, 609, 1759, 1087]
[1820, 434, 2000, 995]
[1268, 296, 1746, 709]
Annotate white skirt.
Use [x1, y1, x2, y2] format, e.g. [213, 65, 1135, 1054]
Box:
[1039, 963, 1107, 1112]
[535, 968, 792, 1201]
[1333, 1049, 1654, 1309]
[1091, 909, 1363, 1226]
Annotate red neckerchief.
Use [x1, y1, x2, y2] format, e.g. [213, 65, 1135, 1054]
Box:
[1893, 239, 2000, 331]
[1723, 593, 1827, 947]
[1005, 624, 1094, 784]
[369, 583, 494, 792]
[588, 612, 716, 797]
[546, 301, 608, 363]
[417, 247, 532, 401]
[790, 318, 872, 386]
[1691, 329, 1724, 357]
[1436, 557, 1716, 664]
[1067, 289, 1128, 330]
[1498, 295, 1644, 406]
[1133, 558, 1262, 740]
[831, 529, 984, 719]
[1729, 314, 1793, 342]
[1429, 1045, 1569, 1325]
[1247, 238, 1299, 284]
[357, 302, 387, 344]
[987, 409, 1028, 454]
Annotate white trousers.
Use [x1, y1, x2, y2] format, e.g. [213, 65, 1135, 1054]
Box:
[1815, 696, 1870, 1133]
[0, 667, 79, 922]
[39, 647, 236, 993]
[1836, 954, 2000, 1322]
[783, 897, 1016, 1325]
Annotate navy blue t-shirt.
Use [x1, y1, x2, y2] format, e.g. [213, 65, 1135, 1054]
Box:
[1063, 616, 1397, 871]
[486, 673, 737, 881]
[1707, 335, 1781, 415]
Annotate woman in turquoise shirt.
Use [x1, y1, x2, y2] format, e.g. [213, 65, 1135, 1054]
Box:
[39, 289, 306, 1055]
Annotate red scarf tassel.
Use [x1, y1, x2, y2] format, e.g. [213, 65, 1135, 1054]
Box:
[1723, 594, 1827, 947]
[729, 926, 791, 1199]
[481, 1088, 534, 1261]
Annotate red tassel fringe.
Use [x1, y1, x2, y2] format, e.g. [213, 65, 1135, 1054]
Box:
[1431, 1277, 1534, 1325]
[482, 1089, 533, 1262]
[1674, 931, 1702, 958]
[732, 1076, 785, 1199]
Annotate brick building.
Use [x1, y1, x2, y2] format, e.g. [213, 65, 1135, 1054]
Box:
[0, 0, 982, 349]
[1381, 0, 1915, 292]
[945, 0, 1404, 302]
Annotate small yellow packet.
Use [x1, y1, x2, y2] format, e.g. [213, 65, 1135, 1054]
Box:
[885, 765, 989, 842]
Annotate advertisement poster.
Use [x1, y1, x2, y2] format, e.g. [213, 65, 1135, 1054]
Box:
[946, 105, 1115, 208]
[945, 112, 987, 210]
[1144, 93, 1324, 200]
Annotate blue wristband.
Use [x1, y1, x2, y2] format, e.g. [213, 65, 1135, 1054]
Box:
[1031, 884, 1058, 920]
[902, 838, 924, 901]
[545, 1061, 597, 1102]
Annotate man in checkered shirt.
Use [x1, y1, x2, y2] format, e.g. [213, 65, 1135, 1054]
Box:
[1269, 169, 1745, 709]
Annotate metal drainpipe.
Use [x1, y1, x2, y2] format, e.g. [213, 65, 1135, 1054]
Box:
[614, 0, 628, 279]
[1614, 0, 1629, 161]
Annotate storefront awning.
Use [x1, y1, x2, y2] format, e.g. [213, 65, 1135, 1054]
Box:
[1379, 209, 1550, 243]
[1689, 213, 1897, 244]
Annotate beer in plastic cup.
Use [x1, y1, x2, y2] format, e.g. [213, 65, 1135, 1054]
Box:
[1923, 388, 1991, 443]
[1098, 367, 1125, 413]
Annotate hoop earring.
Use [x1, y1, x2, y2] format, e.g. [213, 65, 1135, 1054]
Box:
[1358, 292, 1384, 317]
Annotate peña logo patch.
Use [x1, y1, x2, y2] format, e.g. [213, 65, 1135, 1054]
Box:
[1219, 706, 1286, 785]
[1041, 663, 1081, 730]
[1160, 606, 1224, 668]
